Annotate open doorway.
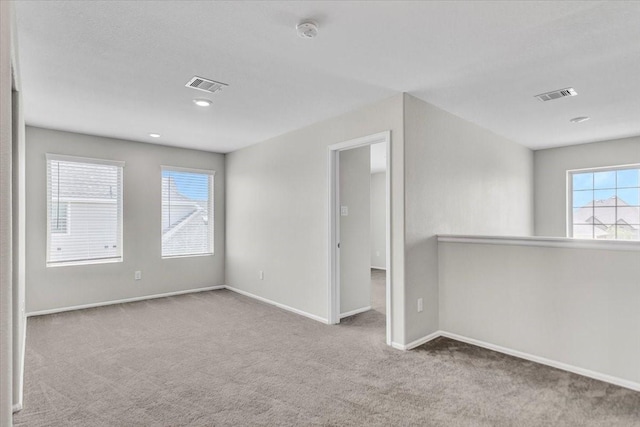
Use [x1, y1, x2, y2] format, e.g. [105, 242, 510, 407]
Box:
[327, 131, 391, 345]
[369, 143, 387, 317]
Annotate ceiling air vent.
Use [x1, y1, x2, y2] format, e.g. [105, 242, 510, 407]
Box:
[534, 87, 577, 102]
[185, 76, 228, 93]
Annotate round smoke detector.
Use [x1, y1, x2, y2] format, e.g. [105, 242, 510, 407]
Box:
[297, 21, 318, 38]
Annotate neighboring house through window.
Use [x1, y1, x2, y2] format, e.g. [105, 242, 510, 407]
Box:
[46, 154, 124, 266]
[569, 165, 640, 240]
[161, 167, 214, 258]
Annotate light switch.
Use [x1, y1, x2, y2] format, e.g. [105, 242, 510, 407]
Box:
[340, 206, 349, 216]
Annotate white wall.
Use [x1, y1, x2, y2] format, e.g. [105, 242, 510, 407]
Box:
[370, 172, 386, 269]
[535, 136, 640, 237]
[0, 0, 14, 422]
[403, 94, 534, 343]
[225, 94, 406, 341]
[25, 127, 226, 313]
[339, 146, 371, 315]
[439, 238, 640, 388]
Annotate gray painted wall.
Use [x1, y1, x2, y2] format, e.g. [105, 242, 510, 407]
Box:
[534, 136, 640, 237]
[403, 94, 534, 343]
[1, 0, 14, 421]
[9, 2, 26, 411]
[439, 240, 640, 386]
[25, 127, 225, 313]
[339, 146, 371, 315]
[225, 94, 406, 342]
[370, 171, 386, 269]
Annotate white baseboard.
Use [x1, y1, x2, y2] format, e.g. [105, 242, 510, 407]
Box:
[24, 284, 330, 327]
[19, 286, 640, 393]
[392, 330, 441, 351]
[340, 306, 371, 319]
[26, 285, 226, 317]
[14, 314, 26, 413]
[439, 331, 640, 393]
[225, 285, 329, 324]
[390, 330, 640, 392]
[370, 266, 386, 271]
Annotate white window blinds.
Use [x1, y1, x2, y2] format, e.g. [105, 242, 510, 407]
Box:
[46, 154, 124, 266]
[161, 167, 214, 257]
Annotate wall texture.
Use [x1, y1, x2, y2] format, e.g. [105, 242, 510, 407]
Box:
[439, 239, 640, 387]
[370, 171, 386, 269]
[403, 94, 534, 343]
[226, 94, 405, 341]
[25, 127, 225, 313]
[1, 0, 14, 421]
[339, 146, 371, 315]
[534, 136, 640, 237]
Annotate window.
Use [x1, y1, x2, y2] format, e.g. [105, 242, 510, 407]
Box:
[47, 154, 124, 266]
[569, 165, 640, 240]
[161, 167, 214, 258]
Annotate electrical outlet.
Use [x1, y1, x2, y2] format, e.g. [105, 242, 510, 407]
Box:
[134, 271, 142, 281]
[417, 298, 423, 312]
[340, 206, 349, 216]
[259, 270, 264, 280]
[376, 250, 380, 257]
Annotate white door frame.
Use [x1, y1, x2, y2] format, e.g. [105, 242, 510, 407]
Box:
[327, 131, 392, 346]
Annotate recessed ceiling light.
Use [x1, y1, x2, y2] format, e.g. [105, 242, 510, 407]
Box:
[193, 99, 212, 107]
[297, 21, 319, 38]
[149, 133, 161, 138]
[570, 116, 590, 124]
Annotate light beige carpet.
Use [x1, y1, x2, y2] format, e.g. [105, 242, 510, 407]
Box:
[370, 268, 386, 314]
[14, 275, 640, 426]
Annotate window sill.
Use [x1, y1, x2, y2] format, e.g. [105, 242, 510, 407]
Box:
[47, 257, 123, 268]
[161, 252, 214, 260]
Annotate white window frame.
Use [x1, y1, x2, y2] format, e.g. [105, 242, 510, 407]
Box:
[567, 163, 640, 240]
[46, 153, 125, 267]
[161, 165, 215, 259]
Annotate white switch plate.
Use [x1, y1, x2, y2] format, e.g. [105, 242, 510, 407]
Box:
[417, 298, 423, 312]
[340, 206, 349, 216]
[259, 270, 264, 280]
[134, 271, 142, 281]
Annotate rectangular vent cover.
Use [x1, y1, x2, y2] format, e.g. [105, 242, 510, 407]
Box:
[185, 76, 228, 93]
[535, 87, 577, 102]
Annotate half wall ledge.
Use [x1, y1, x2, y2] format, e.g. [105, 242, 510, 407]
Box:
[438, 234, 640, 252]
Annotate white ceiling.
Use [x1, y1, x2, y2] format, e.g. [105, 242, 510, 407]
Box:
[14, 1, 640, 153]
